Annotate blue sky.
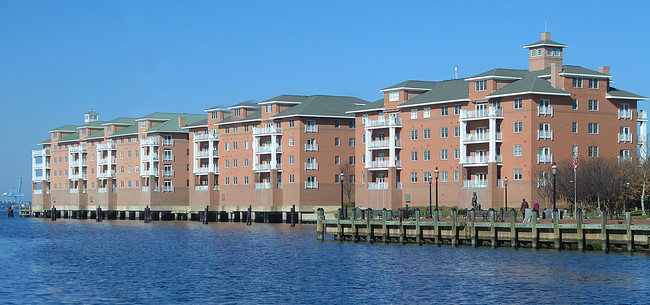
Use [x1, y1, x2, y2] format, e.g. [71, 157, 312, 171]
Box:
[2, 0, 649, 200]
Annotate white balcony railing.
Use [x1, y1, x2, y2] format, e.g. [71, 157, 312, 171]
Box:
[162, 155, 174, 161]
[537, 154, 554, 164]
[195, 150, 210, 157]
[194, 185, 209, 191]
[69, 188, 80, 194]
[141, 186, 150, 192]
[365, 117, 402, 128]
[253, 163, 281, 171]
[162, 139, 174, 146]
[305, 125, 319, 133]
[638, 110, 648, 122]
[618, 109, 633, 120]
[33, 189, 42, 195]
[141, 169, 159, 176]
[618, 133, 633, 143]
[367, 160, 390, 168]
[305, 162, 319, 170]
[459, 107, 503, 120]
[537, 130, 554, 140]
[141, 154, 159, 162]
[305, 144, 319, 151]
[162, 170, 174, 177]
[68, 145, 87, 153]
[277, 182, 283, 189]
[140, 138, 159, 146]
[214, 185, 220, 191]
[463, 180, 488, 188]
[463, 133, 489, 142]
[97, 158, 109, 165]
[537, 106, 554, 116]
[193, 132, 220, 141]
[368, 182, 388, 190]
[367, 139, 402, 149]
[162, 186, 175, 192]
[256, 145, 282, 153]
[255, 182, 271, 189]
[252, 126, 283, 135]
[97, 143, 117, 150]
[305, 181, 319, 189]
[33, 175, 44, 181]
[69, 173, 87, 180]
[97, 172, 113, 179]
[98, 187, 108, 193]
[396, 182, 402, 190]
[465, 155, 489, 164]
[32, 149, 51, 156]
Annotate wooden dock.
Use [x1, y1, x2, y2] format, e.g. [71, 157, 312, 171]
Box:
[316, 208, 650, 253]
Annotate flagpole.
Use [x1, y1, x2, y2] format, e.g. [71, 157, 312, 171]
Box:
[574, 166, 577, 219]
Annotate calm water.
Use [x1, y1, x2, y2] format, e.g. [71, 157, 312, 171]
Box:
[1, 213, 649, 304]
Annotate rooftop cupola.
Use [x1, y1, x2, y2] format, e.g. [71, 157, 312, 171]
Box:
[524, 32, 568, 71]
[84, 109, 99, 124]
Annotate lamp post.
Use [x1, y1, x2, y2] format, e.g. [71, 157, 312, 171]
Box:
[552, 162, 557, 211]
[626, 182, 630, 212]
[428, 173, 433, 218]
[434, 167, 439, 211]
[339, 172, 344, 219]
[504, 177, 508, 210]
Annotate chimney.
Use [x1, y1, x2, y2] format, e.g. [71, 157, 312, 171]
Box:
[550, 63, 562, 89]
[541, 32, 551, 40]
[599, 66, 611, 75]
[178, 117, 186, 128]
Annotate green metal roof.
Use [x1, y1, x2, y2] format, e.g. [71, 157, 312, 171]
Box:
[228, 100, 259, 109]
[607, 87, 647, 100]
[216, 110, 261, 124]
[84, 109, 99, 115]
[85, 129, 105, 140]
[346, 99, 385, 113]
[110, 124, 139, 137]
[381, 80, 437, 91]
[183, 118, 208, 128]
[104, 117, 137, 125]
[37, 138, 51, 145]
[261, 95, 308, 104]
[56, 131, 80, 143]
[49, 125, 80, 132]
[272, 95, 369, 118]
[487, 71, 570, 98]
[559, 65, 610, 78]
[466, 68, 528, 80]
[523, 39, 568, 49]
[399, 79, 469, 107]
[144, 113, 205, 133]
[79, 120, 107, 129]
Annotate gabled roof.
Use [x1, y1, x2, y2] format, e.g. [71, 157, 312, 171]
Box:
[523, 39, 568, 49]
[559, 65, 611, 78]
[85, 129, 105, 140]
[204, 106, 229, 112]
[38, 138, 51, 145]
[487, 71, 570, 98]
[346, 99, 385, 114]
[136, 112, 203, 122]
[84, 109, 99, 115]
[259, 95, 308, 105]
[78, 120, 107, 130]
[49, 125, 80, 132]
[183, 118, 208, 129]
[398, 79, 469, 108]
[381, 80, 437, 92]
[465, 68, 528, 81]
[228, 100, 259, 109]
[103, 117, 136, 126]
[56, 131, 80, 143]
[607, 87, 647, 100]
[109, 124, 139, 137]
[144, 114, 205, 133]
[215, 110, 262, 125]
[272, 95, 369, 119]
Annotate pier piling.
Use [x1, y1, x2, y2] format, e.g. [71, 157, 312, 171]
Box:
[577, 209, 584, 251]
[51, 206, 57, 221]
[246, 205, 252, 225]
[290, 205, 296, 227]
[601, 210, 608, 252]
[8, 206, 13, 218]
[96, 206, 102, 222]
[626, 211, 634, 253]
[316, 208, 324, 241]
[553, 210, 560, 249]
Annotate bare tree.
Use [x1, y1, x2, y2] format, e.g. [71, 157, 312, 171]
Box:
[339, 163, 354, 203]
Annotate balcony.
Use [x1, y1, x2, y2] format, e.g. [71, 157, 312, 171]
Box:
[70, 159, 88, 167]
[98, 187, 108, 193]
[162, 155, 175, 161]
[141, 186, 150, 192]
[368, 182, 388, 190]
[33, 189, 42, 195]
[141, 169, 159, 177]
[365, 117, 402, 128]
[69, 173, 87, 180]
[253, 126, 283, 135]
[255, 182, 271, 189]
[305, 125, 319, 133]
[253, 163, 281, 171]
[141, 138, 159, 146]
[618, 109, 633, 120]
[256, 145, 282, 153]
[277, 182, 283, 189]
[459, 107, 503, 120]
[537, 154, 554, 164]
[97, 143, 117, 150]
[214, 185, 220, 191]
[305, 162, 319, 170]
[618, 133, 633, 143]
[97, 172, 114, 179]
[162, 186, 175, 192]
[193, 132, 220, 141]
[367, 139, 402, 149]
[305, 144, 319, 151]
[462, 132, 502, 142]
[33, 175, 44, 181]
[537, 130, 554, 140]
[162, 139, 174, 146]
[639, 134, 646, 145]
[639, 110, 648, 122]
[162, 170, 175, 177]
[141, 154, 160, 162]
[305, 181, 319, 189]
[367, 160, 401, 169]
[97, 158, 109, 165]
[195, 150, 210, 158]
[618, 155, 633, 162]
[194, 185, 209, 191]
[396, 182, 402, 190]
[70, 188, 79, 194]
[32, 148, 51, 157]
[463, 180, 488, 188]
[68, 145, 87, 153]
[537, 178, 551, 188]
[464, 155, 489, 165]
[194, 165, 218, 174]
[537, 106, 554, 116]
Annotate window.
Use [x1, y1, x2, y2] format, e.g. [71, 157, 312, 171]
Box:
[362, 114, 368, 124]
[514, 121, 523, 133]
[140, 121, 147, 128]
[127, 166, 131, 173]
[588, 123, 599, 134]
[289, 174, 295, 183]
[349, 175, 355, 184]
[349, 138, 355, 147]
[288, 137, 294, 146]
[244, 125, 249, 132]
[234, 109, 240, 117]
[441, 106, 448, 116]
[411, 109, 418, 119]
[454, 104, 462, 115]
[289, 120, 294, 128]
[454, 171, 459, 182]
[335, 138, 340, 146]
[233, 126, 237, 134]
[423, 129, 431, 139]
[537, 49, 542, 56]
[440, 127, 448, 138]
[454, 148, 460, 159]
[572, 77, 583, 88]
[233, 159, 238, 168]
[411, 172, 417, 183]
[620, 149, 631, 159]
[349, 120, 355, 128]
[589, 78, 599, 89]
[244, 158, 249, 167]
[244, 141, 249, 150]
[265, 105, 273, 113]
[120, 151, 124, 159]
[389, 91, 399, 102]
[335, 156, 340, 165]
[335, 119, 340, 128]
[225, 143, 230, 151]
[423, 107, 431, 118]
[410, 151, 418, 161]
[224, 127, 230, 134]
[554, 49, 560, 56]
[441, 171, 448, 182]
[423, 150, 430, 161]
[514, 168, 522, 180]
[531, 50, 536, 57]
[225, 177, 229, 185]
[289, 156, 294, 165]
[410, 130, 418, 140]
[349, 156, 355, 165]
[362, 134, 365, 144]
[514, 145, 523, 157]
[423, 172, 431, 182]
[572, 99, 578, 110]
[233, 142, 238, 150]
[454, 126, 460, 137]
[589, 146, 599, 157]
[440, 149, 448, 160]
[475, 80, 487, 91]
[514, 98, 522, 109]
[589, 100, 599, 111]
[362, 154, 365, 164]
[572, 122, 578, 133]
[224, 160, 230, 168]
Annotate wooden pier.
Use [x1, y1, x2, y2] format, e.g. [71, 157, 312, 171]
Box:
[316, 208, 650, 253]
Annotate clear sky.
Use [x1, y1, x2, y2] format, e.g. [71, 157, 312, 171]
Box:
[2, 0, 649, 200]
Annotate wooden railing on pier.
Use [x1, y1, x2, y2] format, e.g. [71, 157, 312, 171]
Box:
[316, 208, 650, 253]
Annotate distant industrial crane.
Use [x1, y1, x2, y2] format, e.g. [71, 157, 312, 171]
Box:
[2, 178, 26, 205]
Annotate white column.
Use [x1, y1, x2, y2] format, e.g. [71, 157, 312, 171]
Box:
[253, 136, 259, 167]
[271, 134, 277, 169]
[489, 117, 496, 162]
[459, 120, 467, 164]
[641, 121, 648, 161]
[389, 127, 395, 167]
[365, 128, 371, 168]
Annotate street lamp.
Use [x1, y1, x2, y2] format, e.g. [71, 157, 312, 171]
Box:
[504, 177, 508, 210]
[552, 162, 557, 211]
[434, 167, 439, 211]
[339, 172, 344, 219]
[428, 173, 433, 218]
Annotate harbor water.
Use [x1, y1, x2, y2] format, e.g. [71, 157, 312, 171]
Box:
[1, 213, 649, 304]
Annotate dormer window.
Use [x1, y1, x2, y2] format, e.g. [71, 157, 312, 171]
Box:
[554, 49, 560, 56]
[234, 109, 241, 117]
[211, 112, 218, 120]
[81, 129, 86, 135]
[140, 121, 147, 128]
[265, 105, 273, 113]
[572, 77, 583, 88]
[475, 80, 487, 92]
[588, 78, 599, 89]
[106, 125, 112, 132]
[389, 91, 399, 102]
